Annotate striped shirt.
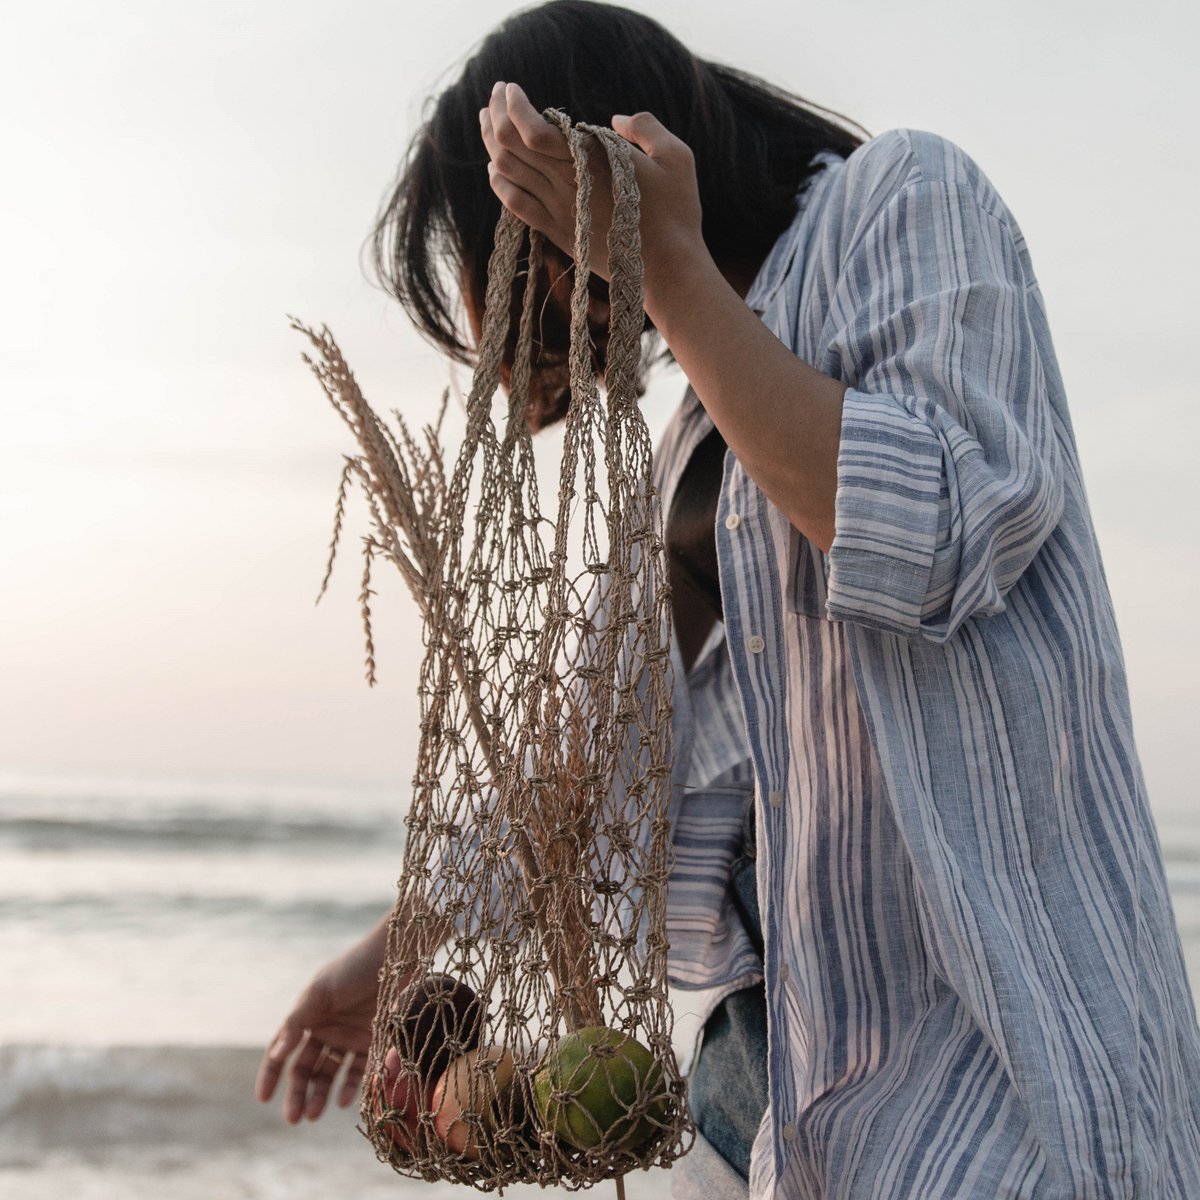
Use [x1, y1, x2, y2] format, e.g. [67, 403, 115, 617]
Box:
[664, 613, 759, 999]
[656, 131, 1200, 1198]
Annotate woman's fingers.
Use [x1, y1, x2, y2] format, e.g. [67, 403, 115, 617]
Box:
[479, 108, 558, 198]
[500, 81, 572, 161]
[485, 80, 568, 168]
[481, 90, 565, 238]
[255, 1018, 303, 1103]
[338, 1053, 365, 1107]
[283, 1033, 328, 1124]
[258, 1021, 362, 1123]
[301, 1044, 348, 1121]
[611, 110, 687, 161]
[487, 161, 557, 234]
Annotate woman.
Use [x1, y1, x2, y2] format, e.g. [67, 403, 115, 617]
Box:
[256, 3, 1200, 1195]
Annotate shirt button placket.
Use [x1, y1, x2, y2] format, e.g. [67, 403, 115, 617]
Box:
[722, 487, 795, 1162]
[722, 500, 765, 655]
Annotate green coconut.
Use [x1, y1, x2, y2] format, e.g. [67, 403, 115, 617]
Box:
[533, 1026, 669, 1152]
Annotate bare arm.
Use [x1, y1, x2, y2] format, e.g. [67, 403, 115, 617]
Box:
[642, 247, 846, 554]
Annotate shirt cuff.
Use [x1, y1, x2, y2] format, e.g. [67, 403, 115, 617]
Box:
[824, 387, 947, 637]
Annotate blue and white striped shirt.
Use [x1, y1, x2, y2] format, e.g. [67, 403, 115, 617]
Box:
[664, 613, 759, 999]
[657, 130, 1200, 1198]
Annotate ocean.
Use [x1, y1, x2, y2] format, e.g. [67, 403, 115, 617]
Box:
[3, 766, 1199, 1199]
[0, 768, 687, 1199]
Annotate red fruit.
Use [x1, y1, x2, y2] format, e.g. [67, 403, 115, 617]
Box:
[370, 1047, 424, 1151]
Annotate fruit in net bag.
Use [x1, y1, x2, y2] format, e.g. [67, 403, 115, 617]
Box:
[534, 1026, 669, 1152]
[388, 974, 485, 1079]
[369, 1047, 422, 1151]
[372, 974, 486, 1149]
[432, 1045, 517, 1158]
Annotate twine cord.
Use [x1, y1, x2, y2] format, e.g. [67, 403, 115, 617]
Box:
[293, 106, 693, 1190]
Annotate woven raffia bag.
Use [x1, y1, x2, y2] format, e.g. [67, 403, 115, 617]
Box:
[292, 107, 693, 1193]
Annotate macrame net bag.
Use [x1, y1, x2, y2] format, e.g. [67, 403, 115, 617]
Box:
[292, 107, 693, 1193]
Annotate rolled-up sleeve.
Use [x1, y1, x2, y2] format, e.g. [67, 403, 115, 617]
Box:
[823, 175, 1066, 643]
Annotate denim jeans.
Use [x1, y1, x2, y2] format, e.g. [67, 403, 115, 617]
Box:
[686, 795, 769, 1180]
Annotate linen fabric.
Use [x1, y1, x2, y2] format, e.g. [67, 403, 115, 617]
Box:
[665, 604, 768, 1179]
[655, 131, 1200, 1198]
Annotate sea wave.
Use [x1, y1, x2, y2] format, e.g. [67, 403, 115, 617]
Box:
[0, 891, 393, 932]
[0, 1044, 361, 1165]
[0, 767, 401, 813]
[0, 767, 407, 855]
[0, 811, 403, 853]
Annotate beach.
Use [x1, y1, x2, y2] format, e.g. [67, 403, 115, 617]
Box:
[0, 768, 701, 1199]
[3, 765, 1198, 1199]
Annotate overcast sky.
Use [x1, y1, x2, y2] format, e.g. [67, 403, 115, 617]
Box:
[2, 0, 1197, 814]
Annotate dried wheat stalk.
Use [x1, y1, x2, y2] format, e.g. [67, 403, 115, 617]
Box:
[290, 318, 601, 1028]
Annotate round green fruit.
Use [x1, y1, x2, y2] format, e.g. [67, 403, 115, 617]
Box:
[533, 1026, 668, 1153]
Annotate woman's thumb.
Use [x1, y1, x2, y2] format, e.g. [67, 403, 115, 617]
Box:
[611, 111, 673, 157]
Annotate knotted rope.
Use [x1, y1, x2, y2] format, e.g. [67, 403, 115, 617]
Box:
[292, 106, 692, 1192]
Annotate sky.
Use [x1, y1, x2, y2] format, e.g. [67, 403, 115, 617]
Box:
[2, 0, 1198, 810]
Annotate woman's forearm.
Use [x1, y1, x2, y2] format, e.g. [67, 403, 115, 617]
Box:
[323, 909, 392, 994]
[330, 902, 452, 994]
[643, 246, 846, 554]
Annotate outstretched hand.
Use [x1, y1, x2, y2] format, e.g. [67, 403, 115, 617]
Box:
[479, 80, 706, 291]
[255, 958, 380, 1124]
[254, 908, 450, 1131]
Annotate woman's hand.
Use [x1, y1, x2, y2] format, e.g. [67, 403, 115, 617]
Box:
[479, 80, 707, 292]
[255, 914, 390, 1124]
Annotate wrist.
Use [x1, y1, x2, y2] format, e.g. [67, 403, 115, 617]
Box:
[648, 244, 729, 343]
[328, 911, 389, 982]
[641, 237, 718, 325]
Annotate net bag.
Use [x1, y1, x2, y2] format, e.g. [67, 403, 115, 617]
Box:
[292, 107, 693, 1191]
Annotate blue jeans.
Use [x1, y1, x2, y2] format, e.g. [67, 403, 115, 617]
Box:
[686, 799, 769, 1180]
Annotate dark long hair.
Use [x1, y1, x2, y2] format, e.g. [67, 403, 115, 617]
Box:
[371, 0, 869, 430]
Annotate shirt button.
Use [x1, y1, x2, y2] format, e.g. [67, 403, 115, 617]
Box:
[724, 513, 741, 530]
[746, 634, 765, 655]
[778, 963, 791, 983]
[782, 1121, 798, 1143]
[769, 790, 783, 808]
